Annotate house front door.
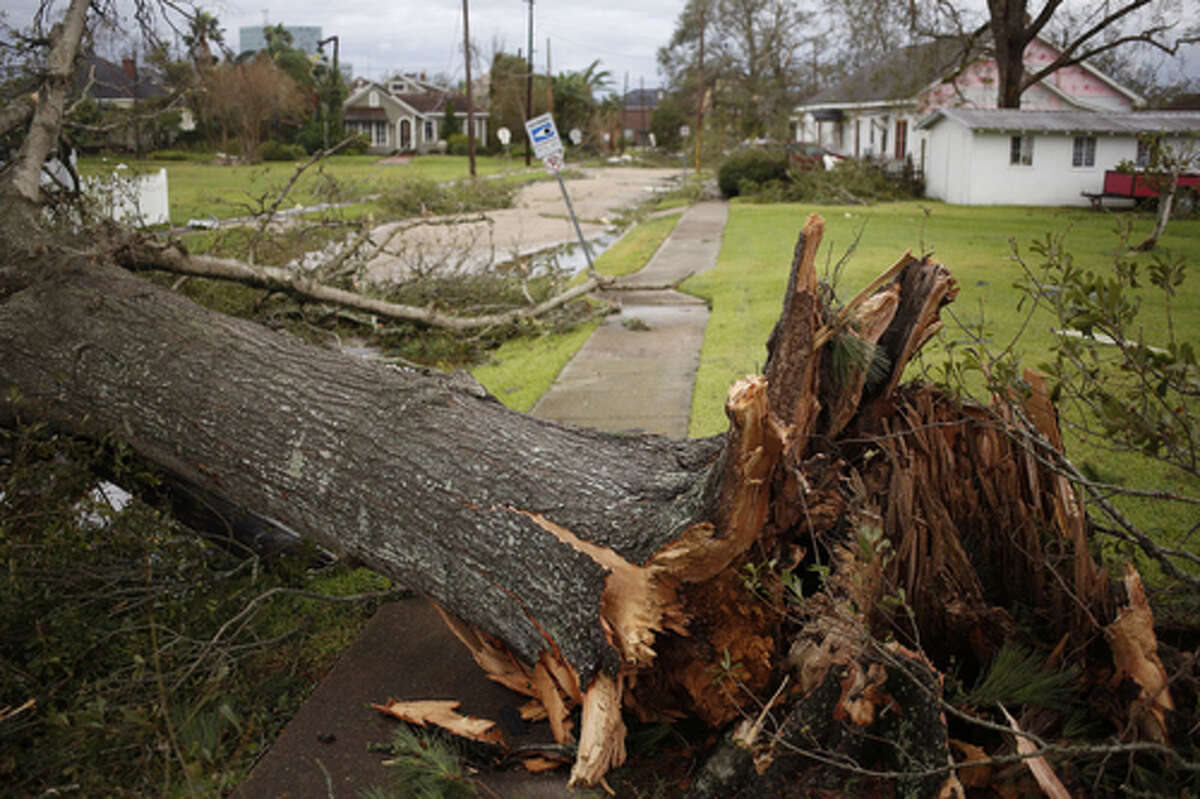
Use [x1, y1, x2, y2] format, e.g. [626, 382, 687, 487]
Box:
[400, 119, 412, 150]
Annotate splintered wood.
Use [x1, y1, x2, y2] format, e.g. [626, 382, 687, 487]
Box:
[372, 213, 1174, 791]
[371, 699, 506, 746]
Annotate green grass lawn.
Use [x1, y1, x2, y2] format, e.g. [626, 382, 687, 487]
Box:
[681, 199, 1200, 559]
[684, 201, 1200, 434]
[77, 153, 536, 226]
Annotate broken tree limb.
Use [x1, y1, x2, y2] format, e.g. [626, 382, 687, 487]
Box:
[111, 236, 604, 332]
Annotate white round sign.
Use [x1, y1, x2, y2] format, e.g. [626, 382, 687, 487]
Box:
[680, 125, 691, 137]
[569, 128, 583, 145]
[544, 152, 564, 173]
[497, 127, 511, 146]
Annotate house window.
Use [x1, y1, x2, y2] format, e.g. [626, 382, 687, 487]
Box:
[1072, 136, 1096, 167]
[371, 120, 387, 147]
[1010, 135, 1033, 166]
[425, 120, 434, 141]
[368, 91, 379, 108]
[894, 119, 907, 160]
[1136, 135, 1160, 167]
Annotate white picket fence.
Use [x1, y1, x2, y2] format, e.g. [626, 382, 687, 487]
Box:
[81, 166, 171, 227]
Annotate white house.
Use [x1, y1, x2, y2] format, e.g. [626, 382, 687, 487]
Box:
[917, 109, 1200, 206]
[792, 37, 1142, 175]
[343, 75, 488, 155]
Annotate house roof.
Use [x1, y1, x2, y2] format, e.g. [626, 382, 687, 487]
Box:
[624, 88, 663, 109]
[917, 107, 1200, 135]
[73, 54, 165, 101]
[394, 91, 485, 116]
[801, 38, 981, 107]
[798, 33, 1141, 111]
[345, 82, 486, 117]
[344, 107, 389, 121]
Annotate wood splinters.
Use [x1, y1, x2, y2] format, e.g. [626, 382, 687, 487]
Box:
[568, 673, 627, 788]
[371, 699, 506, 747]
[1107, 564, 1174, 743]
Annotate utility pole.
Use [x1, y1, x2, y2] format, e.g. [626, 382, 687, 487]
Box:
[462, 0, 476, 176]
[546, 37, 553, 112]
[525, 0, 534, 166]
[622, 71, 628, 152]
[695, 2, 706, 172]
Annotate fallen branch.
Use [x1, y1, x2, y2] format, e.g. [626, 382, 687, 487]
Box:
[114, 238, 603, 332]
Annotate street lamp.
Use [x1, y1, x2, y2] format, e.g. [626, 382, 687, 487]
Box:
[317, 35, 339, 150]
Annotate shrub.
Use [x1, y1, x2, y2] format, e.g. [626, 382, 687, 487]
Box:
[446, 133, 470, 156]
[260, 140, 307, 162]
[343, 132, 371, 155]
[717, 148, 788, 198]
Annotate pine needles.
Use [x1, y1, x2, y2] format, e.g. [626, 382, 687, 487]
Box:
[365, 725, 479, 799]
[963, 642, 1081, 711]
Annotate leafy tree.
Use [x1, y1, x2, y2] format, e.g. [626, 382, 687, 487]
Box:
[649, 91, 689, 151]
[200, 53, 306, 162]
[659, 0, 813, 140]
[487, 50, 549, 148]
[182, 10, 223, 72]
[442, 98, 460, 138]
[551, 59, 610, 142]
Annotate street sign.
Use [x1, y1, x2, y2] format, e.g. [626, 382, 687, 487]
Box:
[680, 125, 691, 138]
[525, 113, 563, 159]
[544, 152, 564, 173]
[569, 128, 583, 146]
[497, 127, 511, 146]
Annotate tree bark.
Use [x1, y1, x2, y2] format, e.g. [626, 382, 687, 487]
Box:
[4, 211, 1173, 790]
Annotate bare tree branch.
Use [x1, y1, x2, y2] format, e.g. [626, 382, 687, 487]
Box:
[8, 0, 91, 204]
[113, 236, 606, 332]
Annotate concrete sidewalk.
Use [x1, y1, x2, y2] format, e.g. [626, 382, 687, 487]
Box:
[532, 201, 728, 437]
[235, 199, 728, 799]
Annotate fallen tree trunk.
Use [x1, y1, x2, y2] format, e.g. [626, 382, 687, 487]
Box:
[0, 210, 1184, 789]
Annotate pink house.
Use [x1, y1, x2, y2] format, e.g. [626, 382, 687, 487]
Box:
[792, 36, 1142, 174]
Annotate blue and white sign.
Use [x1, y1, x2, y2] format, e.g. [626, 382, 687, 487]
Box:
[525, 113, 563, 159]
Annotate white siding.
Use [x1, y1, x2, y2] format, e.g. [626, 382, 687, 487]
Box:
[924, 119, 1152, 206]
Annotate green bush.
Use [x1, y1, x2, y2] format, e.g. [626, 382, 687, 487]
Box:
[446, 133, 470, 156]
[717, 148, 788, 198]
[343, 131, 371, 155]
[260, 140, 307, 162]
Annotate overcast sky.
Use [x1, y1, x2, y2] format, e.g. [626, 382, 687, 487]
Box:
[2, 0, 1196, 94]
[2, 0, 680, 91]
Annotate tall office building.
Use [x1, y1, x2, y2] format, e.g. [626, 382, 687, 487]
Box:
[238, 25, 323, 56]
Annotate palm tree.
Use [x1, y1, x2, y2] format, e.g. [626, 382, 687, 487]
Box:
[183, 11, 223, 72]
